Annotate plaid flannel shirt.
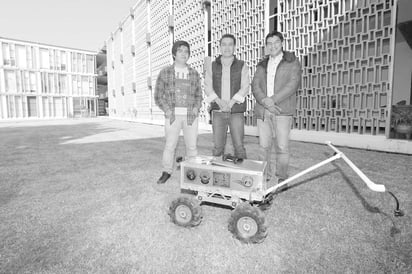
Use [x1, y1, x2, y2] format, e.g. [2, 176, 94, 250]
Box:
[154, 64, 203, 125]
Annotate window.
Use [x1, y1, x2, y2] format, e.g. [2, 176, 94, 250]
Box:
[2, 43, 15, 66]
[86, 55, 94, 74]
[16, 71, 22, 93]
[4, 70, 16, 92]
[41, 72, 46, 93]
[89, 77, 95, 95]
[22, 96, 27, 118]
[24, 71, 30, 92]
[77, 76, 82, 93]
[61, 52, 67, 71]
[48, 74, 54, 93]
[30, 72, 36, 92]
[82, 76, 89, 95]
[78, 53, 85, 73]
[49, 50, 55, 70]
[72, 76, 77, 95]
[55, 51, 61, 71]
[54, 74, 59, 94]
[15, 96, 22, 118]
[27, 96, 37, 117]
[59, 75, 67, 94]
[16, 45, 27, 68]
[204, 2, 212, 57]
[83, 54, 87, 73]
[26, 46, 34, 69]
[269, 0, 278, 32]
[71, 52, 77, 72]
[10, 45, 16, 66]
[7, 96, 15, 117]
[40, 48, 50, 69]
[2, 43, 10, 65]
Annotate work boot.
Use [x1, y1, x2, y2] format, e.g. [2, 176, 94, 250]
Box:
[157, 172, 171, 184]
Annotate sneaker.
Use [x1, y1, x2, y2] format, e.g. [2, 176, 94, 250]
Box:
[157, 172, 171, 184]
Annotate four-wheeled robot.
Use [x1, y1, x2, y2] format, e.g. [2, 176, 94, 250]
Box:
[168, 141, 404, 244]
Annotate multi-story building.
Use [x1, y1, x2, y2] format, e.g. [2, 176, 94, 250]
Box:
[0, 37, 98, 119]
[106, 0, 412, 153]
[96, 46, 108, 116]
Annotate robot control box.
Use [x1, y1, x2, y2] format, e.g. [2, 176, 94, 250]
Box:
[180, 156, 268, 202]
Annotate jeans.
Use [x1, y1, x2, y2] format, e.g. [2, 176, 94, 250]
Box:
[212, 111, 247, 158]
[162, 116, 198, 173]
[257, 111, 292, 180]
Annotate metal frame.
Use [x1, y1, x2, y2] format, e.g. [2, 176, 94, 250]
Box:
[180, 141, 387, 209]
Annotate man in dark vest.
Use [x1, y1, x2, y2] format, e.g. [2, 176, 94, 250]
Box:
[204, 34, 249, 159]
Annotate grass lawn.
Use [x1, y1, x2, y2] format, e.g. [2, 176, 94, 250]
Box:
[0, 118, 411, 273]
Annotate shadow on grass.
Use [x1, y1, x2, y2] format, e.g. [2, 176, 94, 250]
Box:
[331, 161, 381, 214]
[329, 161, 406, 238]
[287, 168, 339, 191]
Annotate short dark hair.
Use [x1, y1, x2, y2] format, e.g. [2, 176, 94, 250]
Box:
[220, 34, 236, 45]
[172, 40, 190, 59]
[265, 31, 284, 44]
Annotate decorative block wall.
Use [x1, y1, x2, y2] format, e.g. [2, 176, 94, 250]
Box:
[211, 0, 266, 126]
[121, 17, 134, 117]
[150, 0, 172, 120]
[107, 0, 157, 119]
[106, 0, 396, 138]
[133, 0, 151, 119]
[279, 0, 394, 135]
[173, 0, 206, 121]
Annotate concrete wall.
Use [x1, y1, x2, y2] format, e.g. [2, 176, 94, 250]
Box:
[392, 0, 412, 105]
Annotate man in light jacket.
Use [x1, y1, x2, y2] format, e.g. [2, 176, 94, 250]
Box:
[252, 31, 302, 187]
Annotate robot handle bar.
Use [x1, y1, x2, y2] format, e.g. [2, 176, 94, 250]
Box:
[265, 142, 386, 195]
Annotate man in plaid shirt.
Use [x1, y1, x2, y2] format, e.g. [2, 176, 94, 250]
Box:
[154, 40, 203, 184]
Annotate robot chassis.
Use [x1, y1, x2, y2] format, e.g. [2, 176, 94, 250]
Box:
[168, 141, 404, 244]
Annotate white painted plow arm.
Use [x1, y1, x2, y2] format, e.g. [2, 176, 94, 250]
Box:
[325, 141, 386, 192]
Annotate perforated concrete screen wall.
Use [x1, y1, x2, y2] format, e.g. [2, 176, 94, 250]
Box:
[173, 0, 207, 121]
[279, 0, 394, 135]
[149, 0, 172, 120]
[106, 0, 397, 137]
[133, 1, 151, 119]
[211, 0, 266, 127]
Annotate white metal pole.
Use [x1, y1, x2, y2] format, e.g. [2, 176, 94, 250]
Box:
[265, 153, 342, 195]
[339, 153, 386, 192]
